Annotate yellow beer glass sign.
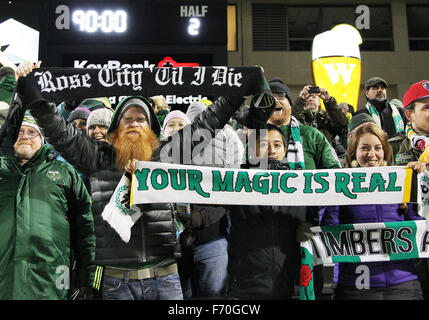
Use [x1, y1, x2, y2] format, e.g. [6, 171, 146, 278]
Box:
[312, 24, 362, 112]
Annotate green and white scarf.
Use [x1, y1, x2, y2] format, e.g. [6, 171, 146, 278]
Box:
[287, 116, 306, 170]
[366, 101, 404, 133]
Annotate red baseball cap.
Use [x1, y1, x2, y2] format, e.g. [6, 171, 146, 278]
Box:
[403, 80, 429, 108]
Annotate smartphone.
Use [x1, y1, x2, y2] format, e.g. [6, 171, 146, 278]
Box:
[308, 86, 320, 94]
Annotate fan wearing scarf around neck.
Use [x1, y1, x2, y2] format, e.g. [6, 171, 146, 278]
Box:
[355, 77, 406, 139]
[387, 80, 429, 172]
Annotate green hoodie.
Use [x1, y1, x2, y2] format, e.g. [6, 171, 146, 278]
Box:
[0, 145, 96, 299]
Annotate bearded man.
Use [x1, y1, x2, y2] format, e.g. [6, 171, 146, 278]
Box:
[15, 64, 248, 300]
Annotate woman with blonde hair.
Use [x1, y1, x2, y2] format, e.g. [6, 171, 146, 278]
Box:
[320, 122, 425, 300]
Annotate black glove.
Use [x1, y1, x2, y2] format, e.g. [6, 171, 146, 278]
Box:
[63, 99, 83, 112]
[15, 77, 46, 108]
[244, 93, 276, 129]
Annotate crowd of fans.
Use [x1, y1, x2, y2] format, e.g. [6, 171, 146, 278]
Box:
[0, 62, 429, 301]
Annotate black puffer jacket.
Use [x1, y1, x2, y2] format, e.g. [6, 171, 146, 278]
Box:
[28, 95, 245, 267]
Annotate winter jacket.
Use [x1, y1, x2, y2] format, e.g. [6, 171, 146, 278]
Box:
[319, 203, 422, 288]
[227, 159, 309, 299]
[355, 100, 407, 138]
[294, 96, 348, 146]
[0, 145, 96, 299]
[0, 75, 16, 128]
[28, 95, 245, 267]
[0, 75, 16, 105]
[389, 133, 420, 165]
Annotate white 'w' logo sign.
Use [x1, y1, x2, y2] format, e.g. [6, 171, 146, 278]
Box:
[322, 63, 357, 85]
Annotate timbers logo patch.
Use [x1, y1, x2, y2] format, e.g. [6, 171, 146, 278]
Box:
[114, 185, 136, 216]
[46, 170, 62, 181]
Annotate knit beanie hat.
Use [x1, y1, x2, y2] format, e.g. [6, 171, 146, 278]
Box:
[347, 113, 377, 133]
[108, 96, 161, 137]
[186, 101, 206, 122]
[86, 108, 113, 134]
[79, 97, 113, 112]
[268, 78, 293, 105]
[67, 106, 91, 123]
[162, 110, 191, 133]
[21, 111, 44, 143]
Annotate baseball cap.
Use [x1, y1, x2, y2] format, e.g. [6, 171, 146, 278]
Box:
[403, 80, 429, 108]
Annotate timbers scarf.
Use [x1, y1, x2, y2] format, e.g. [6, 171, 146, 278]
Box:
[366, 101, 404, 134]
[300, 220, 429, 300]
[285, 116, 306, 170]
[405, 122, 429, 163]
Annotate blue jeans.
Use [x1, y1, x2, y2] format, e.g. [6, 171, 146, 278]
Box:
[102, 272, 183, 300]
[180, 237, 228, 299]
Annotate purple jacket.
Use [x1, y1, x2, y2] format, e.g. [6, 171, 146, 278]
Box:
[319, 203, 422, 288]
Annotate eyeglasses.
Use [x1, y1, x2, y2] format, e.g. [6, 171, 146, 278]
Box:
[273, 93, 286, 100]
[18, 128, 39, 138]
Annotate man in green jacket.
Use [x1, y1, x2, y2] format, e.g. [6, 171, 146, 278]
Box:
[0, 114, 97, 300]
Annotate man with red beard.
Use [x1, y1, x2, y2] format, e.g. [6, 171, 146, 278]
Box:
[15, 64, 252, 300]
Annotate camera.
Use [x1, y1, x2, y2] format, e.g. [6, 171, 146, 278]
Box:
[308, 86, 320, 94]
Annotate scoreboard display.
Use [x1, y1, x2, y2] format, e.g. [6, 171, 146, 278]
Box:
[48, 0, 227, 45]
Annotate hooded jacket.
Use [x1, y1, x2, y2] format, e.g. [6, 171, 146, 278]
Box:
[0, 145, 96, 299]
[28, 95, 245, 267]
[319, 203, 422, 288]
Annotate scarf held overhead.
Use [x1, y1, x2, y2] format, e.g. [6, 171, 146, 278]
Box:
[20, 66, 266, 103]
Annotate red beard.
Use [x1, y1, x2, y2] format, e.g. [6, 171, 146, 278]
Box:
[109, 126, 159, 171]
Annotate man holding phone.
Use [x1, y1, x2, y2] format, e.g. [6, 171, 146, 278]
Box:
[294, 84, 348, 147]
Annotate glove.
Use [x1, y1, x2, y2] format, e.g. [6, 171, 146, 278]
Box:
[244, 93, 276, 129]
[63, 99, 83, 112]
[296, 222, 314, 242]
[268, 159, 290, 170]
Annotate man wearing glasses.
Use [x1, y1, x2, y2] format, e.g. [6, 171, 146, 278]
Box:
[0, 113, 96, 299]
[355, 77, 407, 138]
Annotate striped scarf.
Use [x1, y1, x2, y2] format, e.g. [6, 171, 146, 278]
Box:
[405, 123, 429, 162]
[287, 116, 306, 170]
[366, 101, 404, 133]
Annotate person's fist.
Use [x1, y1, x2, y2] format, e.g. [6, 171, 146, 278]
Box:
[15, 61, 41, 78]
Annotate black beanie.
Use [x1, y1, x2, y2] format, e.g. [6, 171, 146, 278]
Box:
[269, 78, 293, 105]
